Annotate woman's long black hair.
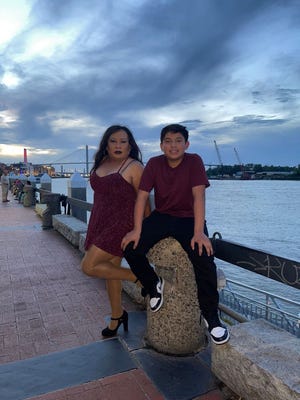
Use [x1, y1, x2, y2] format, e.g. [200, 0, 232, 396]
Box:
[90, 125, 143, 174]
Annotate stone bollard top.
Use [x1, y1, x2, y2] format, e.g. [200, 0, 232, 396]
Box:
[40, 173, 51, 183]
[28, 175, 37, 186]
[68, 172, 87, 188]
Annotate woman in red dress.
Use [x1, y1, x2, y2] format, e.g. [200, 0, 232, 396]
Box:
[81, 125, 149, 337]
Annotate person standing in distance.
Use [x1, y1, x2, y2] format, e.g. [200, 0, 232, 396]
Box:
[1, 168, 10, 203]
[122, 123, 229, 345]
[81, 125, 149, 337]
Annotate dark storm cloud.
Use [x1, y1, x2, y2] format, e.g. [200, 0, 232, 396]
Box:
[180, 120, 202, 129]
[74, 0, 275, 107]
[252, 91, 264, 104]
[253, 88, 300, 105]
[1, 0, 299, 165]
[17, 0, 275, 115]
[276, 88, 300, 103]
[233, 115, 287, 126]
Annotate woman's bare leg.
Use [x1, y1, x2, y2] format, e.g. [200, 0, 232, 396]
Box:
[81, 245, 137, 281]
[81, 245, 137, 331]
[106, 278, 123, 330]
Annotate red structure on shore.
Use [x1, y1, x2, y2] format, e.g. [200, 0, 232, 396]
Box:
[24, 148, 28, 163]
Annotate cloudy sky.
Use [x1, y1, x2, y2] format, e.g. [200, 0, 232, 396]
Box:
[0, 0, 299, 170]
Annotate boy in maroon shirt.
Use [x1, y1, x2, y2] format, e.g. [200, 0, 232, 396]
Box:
[122, 124, 229, 344]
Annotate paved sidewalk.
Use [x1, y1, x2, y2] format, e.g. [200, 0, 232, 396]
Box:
[0, 192, 232, 400]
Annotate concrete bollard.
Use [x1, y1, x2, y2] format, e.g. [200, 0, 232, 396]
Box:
[41, 192, 61, 229]
[28, 175, 37, 188]
[23, 182, 36, 207]
[68, 173, 87, 222]
[145, 237, 207, 355]
[40, 173, 52, 192]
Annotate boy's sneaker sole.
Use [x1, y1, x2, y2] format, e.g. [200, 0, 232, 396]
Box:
[149, 277, 164, 312]
[209, 326, 230, 345]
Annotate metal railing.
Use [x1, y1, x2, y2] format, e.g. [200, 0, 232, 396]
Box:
[211, 233, 300, 337]
[219, 278, 300, 337]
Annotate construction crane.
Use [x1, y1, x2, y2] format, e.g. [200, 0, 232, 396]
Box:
[214, 140, 223, 177]
[234, 147, 242, 167]
[214, 140, 223, 166]
[234, 147, 248, 179]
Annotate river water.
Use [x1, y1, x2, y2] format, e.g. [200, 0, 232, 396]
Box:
[51, 178, 300, 307]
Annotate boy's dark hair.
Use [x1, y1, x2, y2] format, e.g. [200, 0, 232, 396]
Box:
[160, 124, 189, 142]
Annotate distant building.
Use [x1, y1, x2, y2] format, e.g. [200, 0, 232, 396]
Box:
[10, 162, 55, 176]
[234, 170, 255, 179]
[255, 171, 294, 178]
[32, 164, 55, 176]
[10, 162, 31, 175]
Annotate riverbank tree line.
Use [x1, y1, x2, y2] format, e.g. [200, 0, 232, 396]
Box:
[206, 164, 300, 180]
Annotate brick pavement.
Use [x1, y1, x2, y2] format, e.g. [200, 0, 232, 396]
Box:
[0, 197, 143, 363]
[0, 192, 229, 400]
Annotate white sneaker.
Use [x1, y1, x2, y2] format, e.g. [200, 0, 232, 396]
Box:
[203, 314, 230, 345]
[209, 326, 230, 345]
[149, 277, 164, 312]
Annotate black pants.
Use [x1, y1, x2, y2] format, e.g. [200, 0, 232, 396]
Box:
[124, 211, 219, 318]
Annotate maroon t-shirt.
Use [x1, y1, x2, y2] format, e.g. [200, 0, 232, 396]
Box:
[139, 153, 210, 217]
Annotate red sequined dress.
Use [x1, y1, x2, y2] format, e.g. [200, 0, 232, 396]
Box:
[84, 163, 136, 257]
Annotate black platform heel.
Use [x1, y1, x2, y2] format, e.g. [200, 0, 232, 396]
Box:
[101, 310, 128, 337]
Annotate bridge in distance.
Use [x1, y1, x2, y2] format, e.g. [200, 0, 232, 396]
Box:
[42, 146, 220, 174]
